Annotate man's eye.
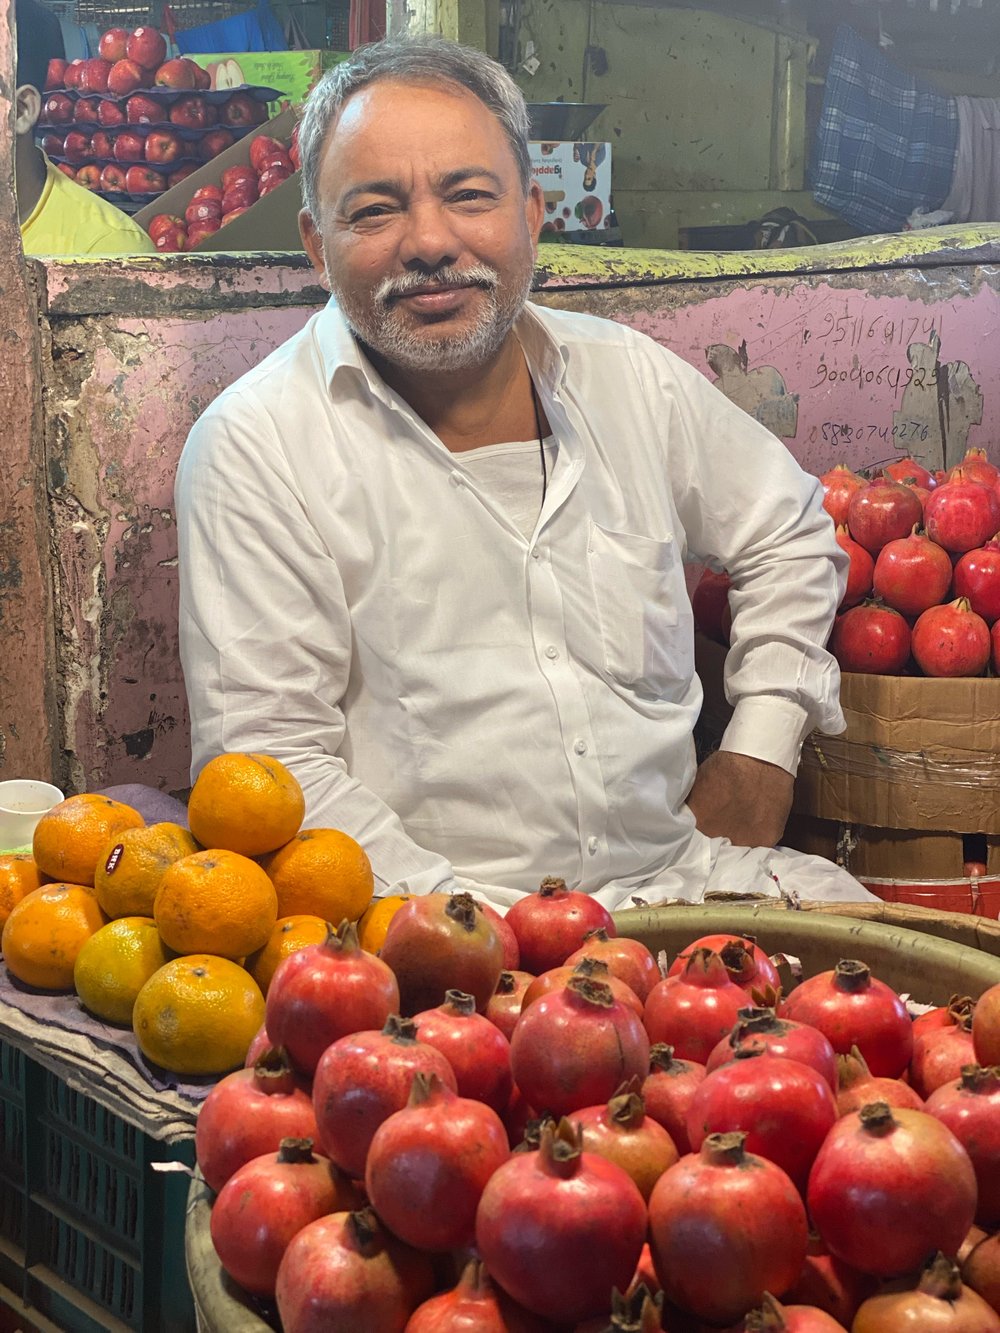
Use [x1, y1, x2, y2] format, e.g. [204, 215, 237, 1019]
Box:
[451, 190, 493, 204]
[351, 205, 393, 222]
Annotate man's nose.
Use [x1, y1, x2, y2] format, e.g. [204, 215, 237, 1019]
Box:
[398, 199, 461, 271]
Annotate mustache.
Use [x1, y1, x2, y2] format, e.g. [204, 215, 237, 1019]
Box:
[374, 265, 501, 305]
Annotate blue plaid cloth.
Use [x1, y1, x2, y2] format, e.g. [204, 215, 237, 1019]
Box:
[810, 25, 958, 233]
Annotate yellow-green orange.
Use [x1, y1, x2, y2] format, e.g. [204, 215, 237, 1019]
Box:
[132, 955, 265, 1075]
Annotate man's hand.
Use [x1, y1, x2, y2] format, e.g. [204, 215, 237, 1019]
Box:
[685, 750, 794, 849]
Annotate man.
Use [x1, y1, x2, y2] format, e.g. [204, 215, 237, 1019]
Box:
[15, 0, 155, 257]
[177, 36, 873, 908]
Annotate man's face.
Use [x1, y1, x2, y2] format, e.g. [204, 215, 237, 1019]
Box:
[300, 79, 544, 374]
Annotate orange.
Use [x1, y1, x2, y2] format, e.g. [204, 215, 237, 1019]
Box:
[0, 855, 43, 930]
[33, 794, 144, 888]
[245, 914, 331, 996]
[187, 753, 304, 857]
[73, 917, 172, 1025]
[357, 894, 411, 955]
[153, 848, 278, 959]
[262, 828, 374, 922]
[2, 882, 107, 990]
[93, 822, 200, 919]
[132, 954, 265, 1076]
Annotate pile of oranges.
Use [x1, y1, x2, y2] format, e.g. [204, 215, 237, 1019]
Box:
[0, 754, 408, 1077]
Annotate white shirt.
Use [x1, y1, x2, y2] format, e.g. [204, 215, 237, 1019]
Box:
[459, 437, 557, 540]
[176, 299, 847, 905]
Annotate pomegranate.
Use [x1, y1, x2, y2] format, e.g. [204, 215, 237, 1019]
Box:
[740, 1293, 850, 1332]
[209, 1138, 357, 1297]
[872, 527, 953, 617]
[575, 1285, 664, 1333]
[830, 600, 912, 674]
[847, 477, 922, 554]
[265, 920, 400, 1073]
[475, 1119, 647, 1325]
[952, 448, 1000, 489]
[884, 456, 935, 490]
[992, 617, 1000, 672]
[853, 1251, 1000, 1333]
[364, 1072, 508, 1251]
[647, 1132, 808, 1325]
[380, 891, 504, 1014]
[486, 970, 533, 1039]
[807, 1102, 978, 1276]
[912, 598, 991, 677]
[667, 934, 781, 999]
[644, 948, 750, 1063]
[411, 989, 513, 1113]
[961, 1227, 991, 1266]
[911, 1015, 977, 1096]
[973, 983, 1000, 1065]
[821, 464, 868, 528]
[275, 1205, 436, 1332]
[913, 994, 976, 1040]
[779, 959, 913, 1077]
[505, 876, 616, 975]
[706, 1006, 838, 1089]
[964, 1233, 1000, 1315]
[573, 1087, 679, 1200]
[511, 975, 650, 1117]
[477, 901, 521, 970]
[312, 1014, 457, 1177]
[195, 1046, 318, 1192]
[692, 568, 733, 644]
[404, 1259, 549, 1332]
[925, 1065, 1000, 1227]
[640, 1044, 706, 1154]
[565, 928, 661, 1003]
[523, 958, 643, 1016]
[784, 1232, 877, 1326]
[836, 1045, 924, 1117]
[954, 537, 1000, 624]
[835, 524, 875, 609]
[502, 1084, 538, 1149]
[686, 1049, 837, 1192]
[925, 473, 1000, 553]
[244, 1022, 271, 1067]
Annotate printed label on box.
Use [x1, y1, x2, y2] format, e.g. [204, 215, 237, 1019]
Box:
[530, 140, 612, 236]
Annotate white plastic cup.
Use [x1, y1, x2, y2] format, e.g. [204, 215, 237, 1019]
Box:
[0, 780, 65, 851]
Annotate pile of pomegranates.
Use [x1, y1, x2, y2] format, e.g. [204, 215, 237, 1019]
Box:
[194, 886, 1000, 1332]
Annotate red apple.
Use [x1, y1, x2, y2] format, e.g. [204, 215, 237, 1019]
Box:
[289, 141, 301, 170]
[221, 183, 258, 211]
[56, 163, 77, 178]
[220, 206, 250, 225]
[257, 149, 293, 174]
[184, 199, 222, 224]
[98, 28, 129, 62]
[40, 133, 65, 156]
[126, 94, 162, 125]
[187, 218, 221, 245]
[97, 98, 126, 126]
[62, 130, 93, 163]
[220, 92, 258, 127]
[167, 165, 198, 187]
[44, 58, 67, 91]
[113, 131, 145, 162]
[144, 129, 182, 164]
[192, 64, 211, 90]
[221, 164, 256, 191]
[107, 58, 145, 96]
[64, 59, 85, 89]
[198, 128, 235, 160]
[43, 93, 74, 124]
[90, 131, 114, 158]
[75, 163, 101, 190]
[248, 134, 285, 171]
[125, 163, 166, 194]
[169, 95, 216, 129]
[73, 98, 102, 123]
[191, 184, 224, 205]
[100, 163, 127, 191]
[154, 228, 187, 252]
[148, 212, 185, 242]
[126, 27, 167, 71]
[154, 58, 197, 90]
[79, 58, 112, 93]
[258, 166, 291, 192]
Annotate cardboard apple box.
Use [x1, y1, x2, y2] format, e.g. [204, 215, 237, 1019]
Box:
[134, 106, 303, 252]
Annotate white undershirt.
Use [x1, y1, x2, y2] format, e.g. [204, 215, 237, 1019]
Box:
[457, 437, 558, 540]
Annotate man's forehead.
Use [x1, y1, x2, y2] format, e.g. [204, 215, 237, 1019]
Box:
[327, 78, 504, 151]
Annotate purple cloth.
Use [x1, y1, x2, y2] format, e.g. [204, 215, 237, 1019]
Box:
[97, 784, 190, 829]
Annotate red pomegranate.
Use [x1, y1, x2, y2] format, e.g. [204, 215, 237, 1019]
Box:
[963, 1232, 1000, 1315]
[925, 1065, 1000, 1227]
[380, 891, 504, 1014]
[925, 473, 1000, 553]
[911, 1016, 978, 1096]
[779, 959, 913, 1077]
[195, 1046, 317, 1192]
[364, 1073, 509, 1252]
[853, 1251, 1000, 1333]
[884, 456, 935, 490]
[692, 568, 733, 644]
[475, 1119, 647, 1325]
[951, 448, 1000, 489]
[511, 975, 650, 1117]
[821, 464, 868, 528]
[505, 876, 616, 975]
[640, 1044, 706, 1154]
[705, 1006, 838, 1089]
[667, 934, 781, 999]
[807, 1102, 978, 1277]
[913, 994, 976, 1040]
[912, 598, 991, 677]
[973, 983, 1000, 1065]
[954, 537, 1000, 624]
[836, 1045, 924, 1117]
[565, 928, 661, 1003]
[648, 1132, 808, 1325]
[644, 948, 748, 1063]
[836, 524, 875, 609]
[209, 1138, 358, 1298]
[872, 527, 953, 617]
[830, 602, 911, 674]
[312, 1014, 457, 1178]
[412, 989, 513, 1113]
[244, 1023, 271, 1067]
[523, 958, 643, 1016]
[740, 1292, 853, 1332]
[847, 477, 923, 554]
[991, 617, 1000, 674]
[686, 1049, 838, 1192]
[784, 1232, 877, 1326]
[274, 1206, 436, 1332]
[477, 901, 521, 970]
[502, 1084, 539, 1149]
[404, 1259, 549, 1333]
[265, 920, 400, 1074]
[486, 970, 533, 1040]
[573, 1087, 679, 1200]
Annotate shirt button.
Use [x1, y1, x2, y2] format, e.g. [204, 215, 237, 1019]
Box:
[531, 548, 541, 560]
[545, 645, 559, 659]
[574, 739, 587, 756]
[587, 836, 599, 855]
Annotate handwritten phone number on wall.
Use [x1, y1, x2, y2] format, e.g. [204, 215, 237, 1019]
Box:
[819, 421, 931, 445]
[812, 361, 939, 393]
[809, 312, 940, 348]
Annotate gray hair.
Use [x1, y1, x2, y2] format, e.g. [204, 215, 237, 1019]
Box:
[298, 35, 531, 221]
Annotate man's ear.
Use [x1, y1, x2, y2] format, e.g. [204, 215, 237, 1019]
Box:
[15, 85, 42, 136]
[299, 209, 331, 291]
[526, 179, 545, 249]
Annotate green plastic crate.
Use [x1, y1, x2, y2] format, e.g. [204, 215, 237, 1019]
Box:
[0, 1036, 196, 1332]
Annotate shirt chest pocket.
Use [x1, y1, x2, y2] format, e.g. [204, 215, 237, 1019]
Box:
[586, 520, 693, 699]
